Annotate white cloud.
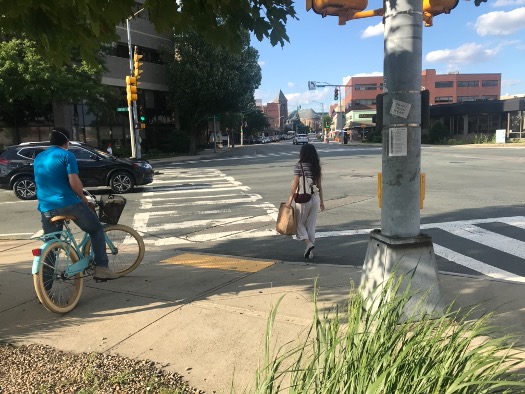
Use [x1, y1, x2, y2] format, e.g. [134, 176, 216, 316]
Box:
[361, 23, 383, 38]
[287, 82, 295, 88]
[491, 0, 525, 7]
[502, 79, 521, 87]
[425, 42, 498, 69]
[475, 7, 525, 36]
[284, 88, 332, 109]
[258, 60, 265, 67]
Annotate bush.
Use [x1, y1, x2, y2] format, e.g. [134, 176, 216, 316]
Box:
[253, 275, 525, 393]
[472, 133, 496, 144]
[112, 147, 132, 158]
[429, 121, 449, 144]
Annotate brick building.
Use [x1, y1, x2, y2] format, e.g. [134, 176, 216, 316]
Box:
[263, 90, 288, 131]
[343, 69, 501, 111]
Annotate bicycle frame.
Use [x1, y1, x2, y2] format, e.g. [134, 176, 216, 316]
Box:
[32, 223, 120, 278]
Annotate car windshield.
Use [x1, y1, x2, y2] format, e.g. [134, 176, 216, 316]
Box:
[91, 147, 113, 157]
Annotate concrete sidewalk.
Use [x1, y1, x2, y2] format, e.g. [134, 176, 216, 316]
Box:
[1, 238, 524, 393]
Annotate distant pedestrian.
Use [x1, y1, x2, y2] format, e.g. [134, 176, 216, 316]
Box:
[286, 144, 324, 259]
[106, 144, 113, 155]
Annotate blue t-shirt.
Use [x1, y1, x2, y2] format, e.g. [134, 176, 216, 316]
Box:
[34, 146, 81, 213]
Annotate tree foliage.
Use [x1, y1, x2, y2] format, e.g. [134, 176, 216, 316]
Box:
[243, 110, 271, 135]
[0, 0, 297, 64]
[0, 38, 118, 129]
[163, 30, 262, 154]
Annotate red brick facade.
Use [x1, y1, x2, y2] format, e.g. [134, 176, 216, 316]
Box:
[343, 69, 501, 111]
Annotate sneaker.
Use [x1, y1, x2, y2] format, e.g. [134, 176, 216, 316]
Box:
[308, 251, 314, 259]
[93, 266, 119, 280]
[304, 243, 315, 259]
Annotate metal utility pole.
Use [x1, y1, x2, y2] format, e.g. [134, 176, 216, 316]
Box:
[126, 8, 144, 158]
[360, 0, 443, 316]
[126, 18, 137, 158]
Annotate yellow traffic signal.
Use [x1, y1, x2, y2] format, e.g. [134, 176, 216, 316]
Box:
[423, 0, 459, 26]
[306, 0, 368, 24]
[126, 76, 138, 105]
[133, 52, 143, 79]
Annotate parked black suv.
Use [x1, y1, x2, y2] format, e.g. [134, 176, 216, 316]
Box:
[0, 141, 154, 200]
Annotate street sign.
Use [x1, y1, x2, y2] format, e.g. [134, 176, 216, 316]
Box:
[207, 114, 220, 121]
[116, 107, 128, 112]
[308, 81, 317, 90]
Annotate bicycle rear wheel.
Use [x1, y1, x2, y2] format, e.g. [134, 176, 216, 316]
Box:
[33, 241, 83, 314]
[84, 224, 145, 276]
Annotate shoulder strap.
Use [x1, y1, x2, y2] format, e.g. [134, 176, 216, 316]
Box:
[299, 163, 307, 193]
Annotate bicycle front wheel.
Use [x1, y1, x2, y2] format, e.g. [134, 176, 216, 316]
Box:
[84, 224, 145, 276]
[33, 241, 83, 314]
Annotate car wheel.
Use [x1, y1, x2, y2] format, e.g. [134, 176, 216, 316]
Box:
[13, 176, 37, 200]
[110, 172, 134, 193]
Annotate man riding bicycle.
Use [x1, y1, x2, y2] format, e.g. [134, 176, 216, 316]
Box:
[34, 127, 119, 281]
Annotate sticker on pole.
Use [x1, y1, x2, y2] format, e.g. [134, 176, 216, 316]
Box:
[390, 99, 411, 118]
[389, 127, 407, 157]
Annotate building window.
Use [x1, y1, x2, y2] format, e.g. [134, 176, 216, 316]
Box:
[435, 96, 453, 103]
[113, 43, 163, 64]
[457, 96, 478, 102]
[482, 80, 498, 87]
[435, 81, 453, 88]
[481, 95, 498, 101]
[354, 99, 376, 106]
[457, 81, 479, 88]
[355, 84, 377, 91]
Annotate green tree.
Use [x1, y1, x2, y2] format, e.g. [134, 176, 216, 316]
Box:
[0, 0, 297, 64]
[243, 110, 271, 136]
[0, 37, 117, 143]
[164, 30, 262, 154]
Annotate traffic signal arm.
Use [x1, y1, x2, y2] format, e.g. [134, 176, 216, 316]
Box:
[352, 8, 384, 19]
[307, 0, 458, 26]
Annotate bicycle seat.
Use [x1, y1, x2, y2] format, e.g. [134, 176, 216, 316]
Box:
[50, 215, 76, 223]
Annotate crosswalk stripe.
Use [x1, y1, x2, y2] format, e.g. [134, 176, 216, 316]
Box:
[436, 222, 525, 260]
[433, 244, 525, 284]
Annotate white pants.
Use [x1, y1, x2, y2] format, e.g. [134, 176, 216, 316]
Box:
[295, 194, 319, 244]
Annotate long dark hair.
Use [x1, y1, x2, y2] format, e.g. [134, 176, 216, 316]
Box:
[299, 143, 321, 182]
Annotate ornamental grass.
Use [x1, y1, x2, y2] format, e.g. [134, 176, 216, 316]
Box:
[252, 275, 525, 394]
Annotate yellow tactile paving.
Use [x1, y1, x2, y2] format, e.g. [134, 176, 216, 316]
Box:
[160, 253, 275, 273]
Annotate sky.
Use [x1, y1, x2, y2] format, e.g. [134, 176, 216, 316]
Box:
[251, 0, 525, 112]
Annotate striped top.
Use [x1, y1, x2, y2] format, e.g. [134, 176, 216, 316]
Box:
[294, 162, 314, 194]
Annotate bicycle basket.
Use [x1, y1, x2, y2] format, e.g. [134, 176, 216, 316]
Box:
[98, 195, 127, 224]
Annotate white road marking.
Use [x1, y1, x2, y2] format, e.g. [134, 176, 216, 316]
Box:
[433, 244, 525, 284]
[132, 166, 525, 282]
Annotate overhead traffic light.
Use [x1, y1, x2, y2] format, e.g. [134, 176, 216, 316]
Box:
[133, 50, 143, 80]
[306, 0, 368, 25]
[334, 88, 339, 101]
[126, 76, 138, 105]
[422, 0, 459, 26]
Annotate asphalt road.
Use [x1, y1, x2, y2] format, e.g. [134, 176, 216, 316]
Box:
[2, 139, 525, 283]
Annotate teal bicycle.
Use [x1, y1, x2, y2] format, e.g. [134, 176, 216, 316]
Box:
[31, 192, 145, 313]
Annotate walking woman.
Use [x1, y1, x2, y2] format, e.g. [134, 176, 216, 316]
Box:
[286, 143, 324, 259]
